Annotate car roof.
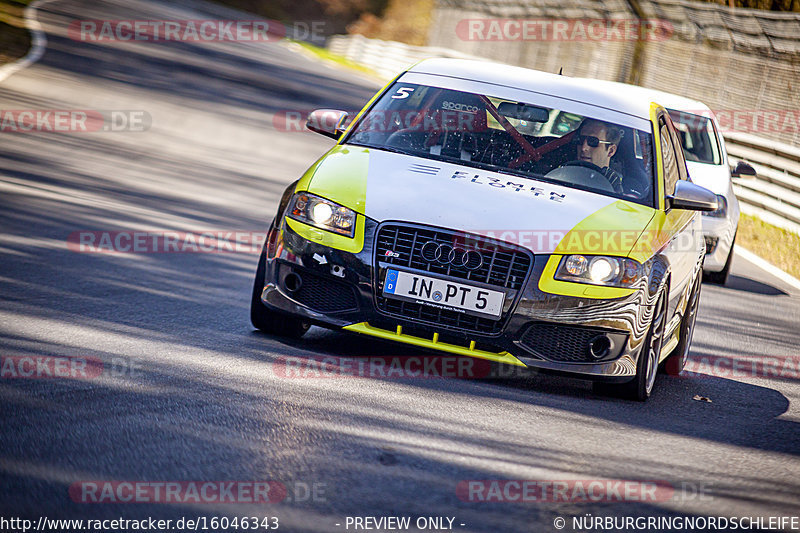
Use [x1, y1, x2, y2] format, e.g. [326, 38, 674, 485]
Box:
[408, 58, 710, 120]
[580, 78, 713, 115]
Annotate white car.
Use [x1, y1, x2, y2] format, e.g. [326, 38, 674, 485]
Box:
[582, 85, 754, 284]
[251, 58, 719, 400]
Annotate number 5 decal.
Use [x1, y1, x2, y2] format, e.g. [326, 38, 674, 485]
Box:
[392, 87, 415, 99]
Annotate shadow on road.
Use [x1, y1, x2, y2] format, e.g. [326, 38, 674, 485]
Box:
[2, 0, 799, 529]
[722, 274, 788, 296]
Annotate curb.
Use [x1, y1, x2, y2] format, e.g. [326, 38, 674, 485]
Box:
[282, 41, 387, 86]
[735, 246, 800, 293]
[0, 0, 51, 84]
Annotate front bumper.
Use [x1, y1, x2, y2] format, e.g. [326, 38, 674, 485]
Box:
[260, 217, 659, 381]
[700, 200, 738, 272]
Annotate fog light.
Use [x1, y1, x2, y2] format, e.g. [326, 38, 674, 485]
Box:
[588, 335, 611, 359]
[704, 236, 719, 255]
[284, 272, 303, 293]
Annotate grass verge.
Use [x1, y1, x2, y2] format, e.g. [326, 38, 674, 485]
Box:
[736, 213, 800, 280]
[0, 0, 32, 65]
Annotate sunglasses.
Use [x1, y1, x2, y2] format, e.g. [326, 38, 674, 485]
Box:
[575, 134, 614, 148]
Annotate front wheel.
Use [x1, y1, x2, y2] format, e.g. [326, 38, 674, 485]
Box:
[664, 270, 702, 376]
[250, 248, 310, 339]
[595, 291, 667, 401]
[704, 238, 735, 285]
[626, 292, 667, 400]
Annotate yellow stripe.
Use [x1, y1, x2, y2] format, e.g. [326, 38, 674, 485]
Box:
[539, 255, 636, 299]
[343, 322, 527, 367]
[294, 151, 329, 195]
[629, 209, 693, 263]
[539, 199, 655, 298]
[294, 145, 371, 214]
[627, 103, 693, 263]
[286, 215, 365, 254]
[651, 102, 665, 210]
[553, 200, 656, 256]
[293, 72, 402, 211]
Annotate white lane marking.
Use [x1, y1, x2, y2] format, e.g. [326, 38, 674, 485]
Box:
[0, 0, 53, 83]
[735, 246, 800, 293]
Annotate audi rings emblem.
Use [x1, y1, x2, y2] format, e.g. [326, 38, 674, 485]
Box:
[420, 241, 483, 270]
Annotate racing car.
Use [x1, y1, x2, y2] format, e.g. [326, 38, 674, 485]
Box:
[251, 59, 718, 400]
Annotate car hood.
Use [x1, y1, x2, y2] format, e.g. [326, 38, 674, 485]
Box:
[306, 145, 656, 255]
[686, 161, 732, 196]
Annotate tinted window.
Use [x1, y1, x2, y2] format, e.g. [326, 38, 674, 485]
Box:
[667, 110, 722, 165]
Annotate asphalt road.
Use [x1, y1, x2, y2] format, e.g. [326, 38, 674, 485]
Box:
[1, 1, 799, 531]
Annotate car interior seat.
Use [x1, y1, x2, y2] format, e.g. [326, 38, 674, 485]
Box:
[423, 92, 488, 161]
[610, 127, 651, 200]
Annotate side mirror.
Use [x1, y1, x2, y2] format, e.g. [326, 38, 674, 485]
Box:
[667, 180, 718, 212]
[306, 109, 349, 140]
[731, 160, 757, 178]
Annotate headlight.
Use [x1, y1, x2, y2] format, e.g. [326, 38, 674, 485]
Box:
[555, 255, 642, 288]
[287, 192, 356, 237]
[702, 194, 727, 218]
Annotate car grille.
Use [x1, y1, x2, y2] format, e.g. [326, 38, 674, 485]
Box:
[288, 269, 359, 313]
[518, 322, 607, 363]
[374, 223, 533, 335]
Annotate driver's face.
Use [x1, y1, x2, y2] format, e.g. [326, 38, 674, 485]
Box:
[577, 123, 616, 168]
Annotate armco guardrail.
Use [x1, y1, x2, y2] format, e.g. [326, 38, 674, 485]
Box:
[725, 132, 800, 234]
[428, 0, 800, 149]
[327, 34, 483, 80]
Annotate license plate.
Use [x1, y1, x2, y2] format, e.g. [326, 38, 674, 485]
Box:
[382, 269, 504, 319]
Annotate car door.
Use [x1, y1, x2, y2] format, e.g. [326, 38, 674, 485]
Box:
[657, 110, 699, 319]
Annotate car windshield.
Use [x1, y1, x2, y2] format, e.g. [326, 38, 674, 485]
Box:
[667, 110, 722, 165]
[345, 82, 656, 206]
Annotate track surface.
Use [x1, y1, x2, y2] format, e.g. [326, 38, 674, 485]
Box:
[1, 1, 799, 531]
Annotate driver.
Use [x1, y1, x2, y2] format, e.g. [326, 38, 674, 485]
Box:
[574, 119, 624, 192]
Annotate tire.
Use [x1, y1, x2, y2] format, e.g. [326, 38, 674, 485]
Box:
[594, 291, 667, 401]
[664, 270, 702, 376]
[704, 232, 735, 285]
[250, 248, 310, 339]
